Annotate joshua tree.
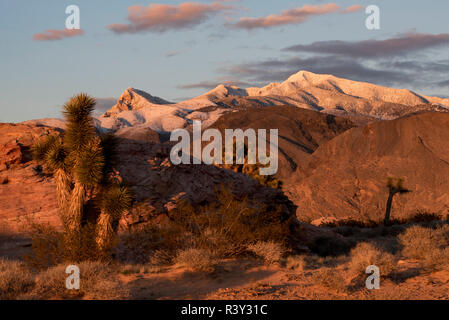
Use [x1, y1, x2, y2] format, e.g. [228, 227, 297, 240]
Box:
[220, 142, 283, 190]
[384, 177, 410, 225]
[32, 94, 132, 259]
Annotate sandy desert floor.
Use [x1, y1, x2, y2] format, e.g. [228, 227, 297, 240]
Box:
[2, 223, 449, 301]
[119, 258, 449, 300]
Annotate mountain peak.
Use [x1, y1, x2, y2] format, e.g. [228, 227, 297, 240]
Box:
[102, 87, 173, 117]
[286, 70, 332, 83]
[202, 84, 248, 99]
[100, 70, 449, 125]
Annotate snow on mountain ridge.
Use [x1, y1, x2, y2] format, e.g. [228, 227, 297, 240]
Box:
[97, 71, 449, 132]
[26, 71, 449, 134]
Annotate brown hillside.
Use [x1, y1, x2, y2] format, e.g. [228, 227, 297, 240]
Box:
[211, 105, 355, 181]
[289, 112, 449, 222]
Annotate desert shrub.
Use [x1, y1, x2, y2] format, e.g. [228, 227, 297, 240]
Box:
[285, 255, 306, 271]
[218, 143, 283, 190]
[119, 264, 162, 275]
[349, 242, 396, 276]
[0, 259, 34, 300]
[321, 219, 380, 228]
[406, 211, 442, 223]
[24, 223, 106, 270]
[309, 235, 354, 257]
[398, 224, 449, 270]
[116, 222, 182, 264]
[354, 225, 406, 240]
[322, 212, 443, 229]
[169, 186, 295, 258]
[247, 241, 284, 264]
[148, 250, 173, 266]
[117, 226, 162, 264]
[398, 225, 449, 259]
[24, 261, 128, 300]
[175, 248, 216, 272]
[23, 224, 65, 269]
[422, 247, 449, 271]
[115, 185, 296, 263]
[312, 268, 347, 293]
[120, 264, 143, 275]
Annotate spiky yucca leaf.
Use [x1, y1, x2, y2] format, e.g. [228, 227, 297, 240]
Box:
[387, 177, 394, 188]
[63, 93, 96, 123]
[98, 185, 133, 221]
[66, 182, 85, 234]
[100, 133, 118, 175]
[387, 177, 410, 194]
[44, 139, 67, 171]
[75, 138, 105, 187]
[63, 94, 97, 152]
[32, 135, 60, 163]
[65, 121, 96, 153]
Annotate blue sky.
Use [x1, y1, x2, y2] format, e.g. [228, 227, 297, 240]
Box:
[1, 0, 449, 122]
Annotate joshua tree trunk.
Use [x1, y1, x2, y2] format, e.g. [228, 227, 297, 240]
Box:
[54, 169, 71, 229]
[384, 191, 395, 225]
[67, 182, 85, 234]
[96, 211, 114, 254]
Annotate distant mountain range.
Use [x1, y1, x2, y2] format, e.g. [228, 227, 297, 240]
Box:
[24, 70, 449, 132]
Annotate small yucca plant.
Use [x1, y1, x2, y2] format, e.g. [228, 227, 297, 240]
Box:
[33, 93, 133, 260]
[384, 177, 410, 225]
[219, 142, 283, 190]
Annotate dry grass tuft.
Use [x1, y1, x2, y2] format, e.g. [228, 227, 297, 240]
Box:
[1, 259, 128, 300]
[120, 264, 162, 275]
[398, 224, 449, 271]
[349, 242, 396, 277]
[285, 255, 306, 271]
[0, 259, 34, 300]
[312, 268, 348, 293]
[247, 241, 285, 265]
[175, 248, 216, 272]
[148, 250, 173, 266]
[22, 261, 127, 300]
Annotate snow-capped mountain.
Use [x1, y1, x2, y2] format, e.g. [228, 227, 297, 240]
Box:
[25, 70, 449, 133]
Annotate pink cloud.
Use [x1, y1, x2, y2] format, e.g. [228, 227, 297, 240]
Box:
[229, 3, 363, 30]
[343, 5, 364, 13]
[108, 1, 233, 34]
[33, 29, 84, 41]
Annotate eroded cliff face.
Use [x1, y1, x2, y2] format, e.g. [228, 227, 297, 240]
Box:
[288, 112, 449, 222]
[0, 124, 297, 238]
[0, 123, 61, 232]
